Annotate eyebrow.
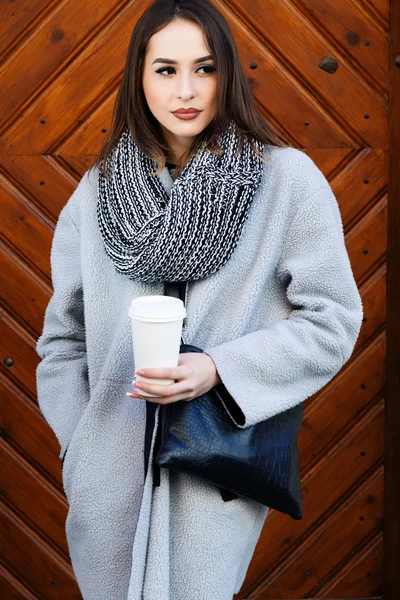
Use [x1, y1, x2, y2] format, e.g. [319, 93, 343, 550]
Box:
[152, 55, 214, 65]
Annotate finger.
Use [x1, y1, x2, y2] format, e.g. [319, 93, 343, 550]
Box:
[141, 391, 196, 405]
[136, 364, 190, 380]
[134, 379, 193, 398]
[135, 368, 173, 379]
[127, 389, 166, 401]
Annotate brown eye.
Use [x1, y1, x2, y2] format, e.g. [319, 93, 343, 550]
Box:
[156, 65, 216, 76]
[156, 67, 175, 76]
[198, 65, 216, 74]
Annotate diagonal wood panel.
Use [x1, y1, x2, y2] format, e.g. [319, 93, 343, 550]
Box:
[0, 0, 131, 130]
[0, 374, 62, 486]
[245, 400, 384, 595]
[0, 0, 56, 60]
[361, 0, 390, 25]
[317, 533, 383, 597]
[228, 0, 388, 146]
[0, 0, 389, 598]
[291, 0, 389, 94]
[260, 466, 383, 597]
[0, 154, 77, 222]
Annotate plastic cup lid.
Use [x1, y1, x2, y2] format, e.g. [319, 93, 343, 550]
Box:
[128, 295, 186, 322]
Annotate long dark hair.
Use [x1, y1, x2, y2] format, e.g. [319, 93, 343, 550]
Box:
[90, 0, 289, 178]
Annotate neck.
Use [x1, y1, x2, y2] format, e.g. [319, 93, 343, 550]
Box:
[162, 127, 193, 166]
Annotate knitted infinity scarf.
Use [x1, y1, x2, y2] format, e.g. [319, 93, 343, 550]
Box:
[97, 119, 265, 282]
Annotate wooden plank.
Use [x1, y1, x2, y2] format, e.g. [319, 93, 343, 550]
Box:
[363, 0, 390, 24]
[384, 0, 400, 597]
[0, 374, 62, 487]
[229, 0, 387, 146]
[0, 309, 39, 399]
[241, 400, 384, 596]
[0, 155, 77, 223]
[214, 1, 352, 149]
[57, 88, 117, 157]
[0, 504, 80, 599]
[0, 441, 68, 555]
[0, 177, 53, 279]
[0, 0, 53, 59]
[0, 0, 128, 131]
[304, 148, 354, 180]
[345, 196, 387, 284]
[258, 467, 383, 596]
[354, 264, 386, 353]
[317, 532, 383, 598]
[290, 0, 389, 93]
[300, 332, 385, 470]
[0, 567, 39, 599]
[0, 240, 51, 336]
[330, 149, 388, 232]
[0, 0, 155, 155]
[63, 155, 95, 178]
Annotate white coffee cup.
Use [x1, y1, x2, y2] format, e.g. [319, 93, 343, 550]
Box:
[128, 295, 186, 398]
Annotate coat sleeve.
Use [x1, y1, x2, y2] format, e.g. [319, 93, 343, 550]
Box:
[203, 184, 364, 428]
[36, 181, 90, 461]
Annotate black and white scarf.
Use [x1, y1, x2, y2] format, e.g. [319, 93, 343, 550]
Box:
[97, 119, 265, 282]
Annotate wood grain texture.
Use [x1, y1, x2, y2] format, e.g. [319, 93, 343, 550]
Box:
[0, 504, 80, 599]
[0, 374, 62, 487]
[0, 0, 130, 130]
[384, 0, 400, 598]
[242, 400, 384, 597]
[318, 532, 383, 597]
[0, 0, 392, 598]
[290, 0, 389, 95]
[230, 0, 387, 146]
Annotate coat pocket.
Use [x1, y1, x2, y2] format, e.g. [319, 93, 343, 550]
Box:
[60, 399, 91, 502]
[61, 444, 69, 468]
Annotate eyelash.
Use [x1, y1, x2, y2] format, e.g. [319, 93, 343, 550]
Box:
[155, 65, 216, 76]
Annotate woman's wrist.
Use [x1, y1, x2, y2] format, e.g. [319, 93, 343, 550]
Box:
[205, 353, 222, 387]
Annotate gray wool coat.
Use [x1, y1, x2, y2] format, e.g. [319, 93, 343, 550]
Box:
[36, 145, 363, 600]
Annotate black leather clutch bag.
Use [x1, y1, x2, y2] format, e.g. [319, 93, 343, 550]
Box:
[155, 342, 304, 520]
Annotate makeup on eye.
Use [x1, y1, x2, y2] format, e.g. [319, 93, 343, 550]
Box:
[155, 65, 216, 76]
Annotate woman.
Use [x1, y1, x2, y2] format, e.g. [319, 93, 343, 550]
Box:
[35, 1, 363, 599]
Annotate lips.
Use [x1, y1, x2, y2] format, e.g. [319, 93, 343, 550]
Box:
[172, 108, 201, 114]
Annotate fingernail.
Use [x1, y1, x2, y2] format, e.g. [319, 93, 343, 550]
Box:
[136, 370, 144, 375]
[135, 382, 142, 389]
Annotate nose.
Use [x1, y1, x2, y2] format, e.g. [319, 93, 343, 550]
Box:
[176, 72, 196, 99]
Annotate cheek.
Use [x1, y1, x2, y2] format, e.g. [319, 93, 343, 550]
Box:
[207, 79, 218, 100]
[142, 74, 164, 106]
[205, 82, 217, 109]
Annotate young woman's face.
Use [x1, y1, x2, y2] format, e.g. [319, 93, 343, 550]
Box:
[142, 19, 218, 151]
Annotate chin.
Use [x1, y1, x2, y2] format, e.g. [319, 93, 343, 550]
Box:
[162, 120, 203, 137]
[173, 115, 212, 131]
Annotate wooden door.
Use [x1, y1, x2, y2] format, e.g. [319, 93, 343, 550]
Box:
[1, 1, 398, 598]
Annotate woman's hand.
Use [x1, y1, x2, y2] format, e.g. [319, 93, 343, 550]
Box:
[128, 352, 222, 404]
